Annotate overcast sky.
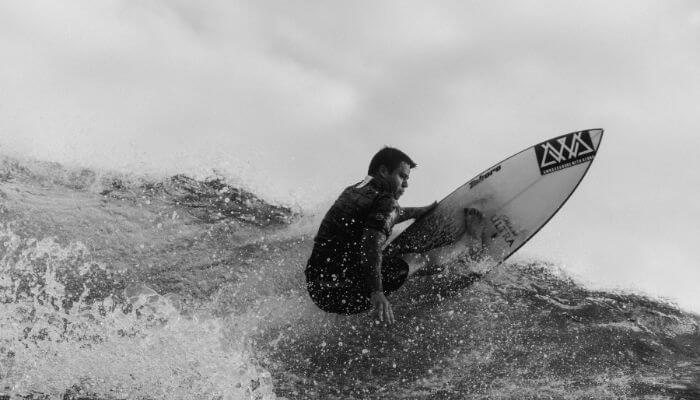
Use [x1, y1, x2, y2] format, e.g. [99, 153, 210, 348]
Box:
[1, 0, 699, 311]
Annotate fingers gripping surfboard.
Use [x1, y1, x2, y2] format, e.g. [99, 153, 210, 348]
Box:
[384, 129, 604, 268]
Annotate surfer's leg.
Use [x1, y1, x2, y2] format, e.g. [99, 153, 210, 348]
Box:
[307, 283, 373, 315]
[402, 242, 466, 276]
[403, 208, 486, 277]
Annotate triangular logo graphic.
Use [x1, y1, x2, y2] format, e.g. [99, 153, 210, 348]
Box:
[540, 147, 562, 168]
[535, 131, 597, 175]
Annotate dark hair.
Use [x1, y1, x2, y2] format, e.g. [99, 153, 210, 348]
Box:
[367, 147, 417, 176]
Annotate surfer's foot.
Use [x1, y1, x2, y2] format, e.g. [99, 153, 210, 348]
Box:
[464, 208, 485, 240]
[437, 208, 485, 258]
[407, 208, 487, 277]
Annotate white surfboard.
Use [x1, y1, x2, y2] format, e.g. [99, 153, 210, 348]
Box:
[385, 129, 604, 268]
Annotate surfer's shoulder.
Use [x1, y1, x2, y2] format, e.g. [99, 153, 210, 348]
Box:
[330, 178, 398, 221]
[334, 178, 378, 208]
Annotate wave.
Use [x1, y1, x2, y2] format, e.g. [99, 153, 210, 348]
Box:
[0, 155, 698, 399]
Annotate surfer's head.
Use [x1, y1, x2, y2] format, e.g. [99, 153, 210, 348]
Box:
[368, 147, 416, 200]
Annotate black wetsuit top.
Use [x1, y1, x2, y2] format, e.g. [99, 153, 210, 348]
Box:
[305, 176, 409, 314]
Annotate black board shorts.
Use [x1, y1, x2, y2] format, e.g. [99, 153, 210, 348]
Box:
[306, 256, 409, 315]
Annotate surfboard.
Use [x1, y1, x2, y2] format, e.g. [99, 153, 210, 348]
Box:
[384, 129, 604, 269]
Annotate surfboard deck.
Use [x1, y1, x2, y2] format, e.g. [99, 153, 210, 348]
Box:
[384, 129, 604, 270]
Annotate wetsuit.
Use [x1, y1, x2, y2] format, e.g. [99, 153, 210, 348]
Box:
[305, 176, 409, 314]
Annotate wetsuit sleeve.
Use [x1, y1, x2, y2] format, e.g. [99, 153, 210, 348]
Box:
[360, 194, 398, 293]
[364, 194, 399, 237]
[360, 228, 386, 293]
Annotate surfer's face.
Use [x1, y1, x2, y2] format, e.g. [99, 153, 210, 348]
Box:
[380, 161, 411, 200]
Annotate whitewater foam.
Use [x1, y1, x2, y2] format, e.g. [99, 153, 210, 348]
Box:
[0, 227, 279, 399]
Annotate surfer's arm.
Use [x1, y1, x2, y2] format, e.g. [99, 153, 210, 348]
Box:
[397, 201, 437, 223]
[361, 228, 396, 324]
[360, 227, 387, 293]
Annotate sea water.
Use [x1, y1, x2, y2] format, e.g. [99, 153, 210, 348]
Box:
[0, 155, 697, 399]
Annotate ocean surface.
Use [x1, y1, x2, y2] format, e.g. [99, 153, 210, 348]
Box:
[0, 155, 698, 400]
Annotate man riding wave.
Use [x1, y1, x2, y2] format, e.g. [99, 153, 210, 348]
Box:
[305, 147, 484, 323]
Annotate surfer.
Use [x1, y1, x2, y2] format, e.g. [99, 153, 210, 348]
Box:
[305, 147, 485, 324]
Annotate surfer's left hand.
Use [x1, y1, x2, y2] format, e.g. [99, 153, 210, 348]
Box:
[371, 291, 395, 324]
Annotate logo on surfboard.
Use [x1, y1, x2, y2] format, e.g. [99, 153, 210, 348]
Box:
[535, 131, 596, 175]
[491, 215, 517, 247]
[469, 165, 502, 189]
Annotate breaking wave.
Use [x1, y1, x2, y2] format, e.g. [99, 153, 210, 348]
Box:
[0, 155, 698, 399]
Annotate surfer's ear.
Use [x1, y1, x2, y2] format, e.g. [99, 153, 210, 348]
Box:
[377, 164, 390, 178]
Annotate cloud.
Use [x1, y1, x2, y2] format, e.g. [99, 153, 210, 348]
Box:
[0, 1, 358, 173]
[1, 0, 700, 310]
[3, 0, 699, 202]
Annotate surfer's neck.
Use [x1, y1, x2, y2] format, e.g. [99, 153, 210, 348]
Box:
[369, 175, 395, 196]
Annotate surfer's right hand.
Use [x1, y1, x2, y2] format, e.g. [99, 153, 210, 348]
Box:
[371, 291, 395, 324]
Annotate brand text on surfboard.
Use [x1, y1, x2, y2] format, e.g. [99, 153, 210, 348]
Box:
[469, 165, 502, 189]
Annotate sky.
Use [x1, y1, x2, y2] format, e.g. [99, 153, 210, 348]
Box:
[1, 0, 699, 312]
